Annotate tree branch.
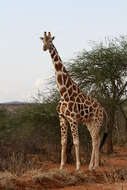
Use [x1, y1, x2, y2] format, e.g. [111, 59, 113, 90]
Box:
[119, 98, 127, 105]
[119, 104, 127, 120]
[118, 81, 127, 98]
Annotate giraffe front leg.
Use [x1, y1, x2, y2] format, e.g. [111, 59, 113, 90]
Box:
[89, 133, 100, 171]
[87, 123, 96, 171]
[70, 123, 80, 171]
[75, 138, 80, 171]
[89, 139, 95, 171]
[59, 116, 68, 170]
[60, 136, 67, 170]
[94, 134, 100, 169]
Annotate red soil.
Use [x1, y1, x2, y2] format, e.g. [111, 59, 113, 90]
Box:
[1, 146, 127, 190]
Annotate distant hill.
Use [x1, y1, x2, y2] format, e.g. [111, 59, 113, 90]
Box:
[0, 101, 26, 105]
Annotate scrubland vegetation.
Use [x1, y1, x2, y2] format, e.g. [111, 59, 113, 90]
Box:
[0, 36, 127, 189]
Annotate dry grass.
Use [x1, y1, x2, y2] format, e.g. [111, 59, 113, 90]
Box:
[17, 169, 88, 189]
[0, 152, 40, 176]
[103, 168, 127, 183]
[0, 167, 127, 190]
[0, 148, 127, 190]
[0, 171, 16, 190]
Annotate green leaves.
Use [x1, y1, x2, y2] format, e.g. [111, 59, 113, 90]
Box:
[67, 36, 127, 107]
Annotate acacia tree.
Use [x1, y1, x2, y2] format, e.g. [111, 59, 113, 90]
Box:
[66, 36, 127, 153]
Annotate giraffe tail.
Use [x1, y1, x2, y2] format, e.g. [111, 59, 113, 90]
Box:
[99, 109, 109, 150]
[99, 132, 108, 150]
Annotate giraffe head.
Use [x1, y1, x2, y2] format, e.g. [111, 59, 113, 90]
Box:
[40, 32, 55, 51]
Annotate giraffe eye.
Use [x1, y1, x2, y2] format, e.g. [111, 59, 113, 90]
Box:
[40, 37, 43, 40]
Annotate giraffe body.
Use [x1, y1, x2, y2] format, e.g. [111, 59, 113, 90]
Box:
[40, 32, 107, 171]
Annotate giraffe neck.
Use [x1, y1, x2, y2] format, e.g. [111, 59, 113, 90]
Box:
[49, 44, 80, 101]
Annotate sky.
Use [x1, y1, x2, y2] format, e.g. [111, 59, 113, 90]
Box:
[0, 0, 127, 103]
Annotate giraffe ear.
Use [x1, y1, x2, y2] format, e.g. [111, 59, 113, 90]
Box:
[52, 36, 55, 40]
[40, 37, 43, 40]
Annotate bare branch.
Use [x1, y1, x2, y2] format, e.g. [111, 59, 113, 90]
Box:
[118, 81, 127, 98]
[119, 98, 127, 105]
[119, 104, 127, 120]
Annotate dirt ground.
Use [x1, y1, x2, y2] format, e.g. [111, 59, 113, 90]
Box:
[0, 146, 127, 190]
[53, 146, 127, 190]
[54, 183, 127, 190]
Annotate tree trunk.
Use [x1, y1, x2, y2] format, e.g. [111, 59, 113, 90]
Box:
[106, 126, 113, 154]
[119, 105, 127, 134]
[105, 109, 115, 154]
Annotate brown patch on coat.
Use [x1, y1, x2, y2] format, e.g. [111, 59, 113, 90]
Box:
[93, 102, 98, 108]
[63, 74, 68, 84]
[85, 100, 91, 105]
[63, 67, 67, 73]
[85, 115, 88, 119]
[56, 104, 61, 113]
[61, 105, 66, 113]
[74, 103, 77, 112]
[63, 92, 69, 101]
[68, 87, 73, 96]
[68, 102, 73, 112]
[71, 113, 75, 117]
[64, 93, 68, 99]
[67, 117, 73, 123]
[70, 95, 75, 101]
[83, 94, 87, 99]
[76, 113, 80, 119]
[89, 106, 93, 112]
[66, 78, 72, 88]
[76, 97, 81, 103]
[88, 96, 91, 101]
[77, 88, 80, 93]
[66, 110, 70, 116]
[51, 50, 56, 58]
[78, 104, 80, 112]
[81, 111, 84, 116]
[65, 97, 69, 102]
[81, 104, 84, 110]
[79, 94, 85, 102]
[54, 55, 59, 61]
[55, 62, 62, 71]
[73, 84, 77, 91]
[62, 102, 67, 107]
[60, 87, 66, 96]
[57, 75, 62, 85]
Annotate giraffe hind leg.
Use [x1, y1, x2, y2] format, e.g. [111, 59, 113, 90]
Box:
[59, 115, 68, 170]
[89, 139, 95, 171]
[94, 135, 101, 168]
[70, 121, 80, 170]
[87, 122, 100, 171]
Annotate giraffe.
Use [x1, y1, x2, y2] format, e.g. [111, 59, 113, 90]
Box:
[40, 32, 108, 171]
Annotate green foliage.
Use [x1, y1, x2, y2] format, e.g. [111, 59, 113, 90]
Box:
[0, 102, 60, 158]
[67, 36, 127, 107]
[0, 35, 127, 163]
[65, 35, 127, 153]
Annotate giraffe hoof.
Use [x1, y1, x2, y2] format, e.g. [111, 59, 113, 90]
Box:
[88, 166, 94, 171]
[76, 163, 80, 171]
[60, 165, 64, 170]
[93, 166, 99, 171]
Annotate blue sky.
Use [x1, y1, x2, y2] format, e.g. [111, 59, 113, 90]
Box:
[0, 0, 127, 102]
